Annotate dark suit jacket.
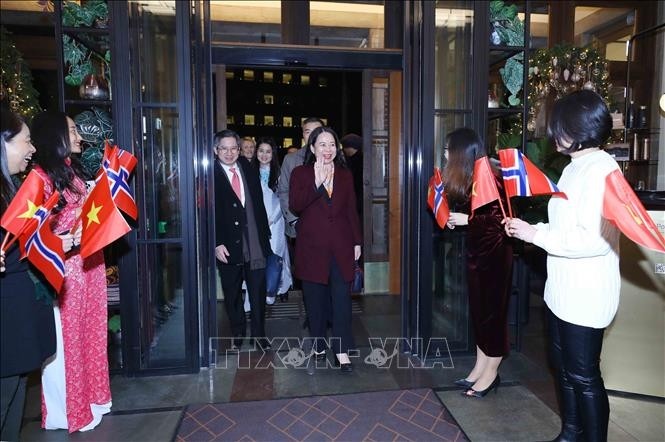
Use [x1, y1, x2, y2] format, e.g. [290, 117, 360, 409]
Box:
[214, 157, 271, 264]
[289, 164, 362, 284]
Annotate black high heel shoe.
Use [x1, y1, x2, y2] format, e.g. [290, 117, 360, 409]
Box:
[462, 375, 500, 398]
[279, 292, 289, 303]
[453, 378, 474, 389]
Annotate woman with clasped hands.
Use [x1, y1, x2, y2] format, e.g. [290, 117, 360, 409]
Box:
[505, 90, 620, 442]
[289, 127, 361, 372]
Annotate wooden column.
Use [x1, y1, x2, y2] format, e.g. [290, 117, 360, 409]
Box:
[548, 1, 575, 46]
[281, 1, 309, 45]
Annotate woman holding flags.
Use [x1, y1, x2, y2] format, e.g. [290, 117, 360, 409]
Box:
[505, 90, 621, 442]
[0, 108, 57, 441]
[441, 128, 513, 398]
[31, 111, 112, 433]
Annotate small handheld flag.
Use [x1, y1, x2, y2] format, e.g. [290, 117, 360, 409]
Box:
[80, 173, 132, 259]
[1, 171, 46, 239]
[19, 192, 65, 292]
[498, 148, 567, 199]
[471, 157, 504, 217]
[603, 170, 665, 253]
[427, 168, 450, 228]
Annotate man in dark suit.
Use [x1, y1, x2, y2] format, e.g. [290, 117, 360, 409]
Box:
[213, 129, 272, 351]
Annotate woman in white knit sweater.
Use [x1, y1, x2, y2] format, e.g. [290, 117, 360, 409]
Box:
[506, 90, 620, 442]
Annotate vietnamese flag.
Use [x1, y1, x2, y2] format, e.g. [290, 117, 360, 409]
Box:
[470, 157, 502, 216]
[1, 170, 46, 238]
[603, 170, 665, 253]
[427, 167, 450, 228]
[80, 176, 132, 259]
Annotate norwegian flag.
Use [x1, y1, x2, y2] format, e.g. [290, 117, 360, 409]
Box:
[427, 167, 450, 228]
[96, 142, 138, 220]
[20, 192, 65, 292]
[103, 154, 138, 219]
[498, 148, 567, 199]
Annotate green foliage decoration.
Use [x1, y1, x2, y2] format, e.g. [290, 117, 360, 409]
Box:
[75, 106, 113, 178]
[500, 53, 524, 106]
[489, 0, 525, 46]
[60, 1, 110, 86]
[0, 26, 42, 118]
[490, 1, 525, 107]
[62, 0, 108, 27]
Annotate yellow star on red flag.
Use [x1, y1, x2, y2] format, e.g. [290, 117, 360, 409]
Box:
[18, 200, 39, 219]
[86, 202, 103, 227]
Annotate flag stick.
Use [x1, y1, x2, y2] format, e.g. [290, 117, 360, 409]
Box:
[0, 218, 37, 253]
[0, 232, 11, 253]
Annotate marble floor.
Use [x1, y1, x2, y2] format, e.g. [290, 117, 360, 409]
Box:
[18, 293, 664, 441]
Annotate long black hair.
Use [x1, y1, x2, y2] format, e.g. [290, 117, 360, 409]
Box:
[303, 126, 347, 168]
[31, 111, 85, 212]
[0, 106, 25, 213]
[442, 127, 487, 205]
[254, 136, 280, 191]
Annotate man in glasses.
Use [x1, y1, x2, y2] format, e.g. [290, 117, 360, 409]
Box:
[213, 129, 272, 351]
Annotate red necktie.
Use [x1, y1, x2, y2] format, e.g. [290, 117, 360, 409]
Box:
[230, 167, 242, 201]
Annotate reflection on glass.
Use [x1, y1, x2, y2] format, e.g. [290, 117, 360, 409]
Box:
[526, 2, 549, 49]
[210, 1, 281, 44]
[431, 230, 469, 351]
[141, 108, 181, 240]
[133, 0, 177, 103]
[310, 1, 385, 48]
[263, 71, 273, 82]
[263, 115, 274, 126]
[138, 243, 185, 367]
[243, 69, 254, 81]
[574, 6, 634, 60]
[434, 113, 471, 168]
[434, 2, 474, 110]
[487, 113, 522, 155]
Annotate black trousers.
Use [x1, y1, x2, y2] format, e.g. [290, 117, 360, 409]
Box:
[218, 262, 267, 338]
[548, 309, 609, 442]
[302, 259, 354, 355]
[1, 374, 27, 441]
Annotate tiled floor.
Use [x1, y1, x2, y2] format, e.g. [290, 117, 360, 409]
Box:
[19, 292, 664, 441]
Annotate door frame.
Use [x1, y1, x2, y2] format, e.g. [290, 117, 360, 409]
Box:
[200, 45, 403, 365]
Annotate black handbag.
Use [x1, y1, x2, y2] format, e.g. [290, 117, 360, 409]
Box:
[351, 260, 363, 293]
[265, 253, 283, 296]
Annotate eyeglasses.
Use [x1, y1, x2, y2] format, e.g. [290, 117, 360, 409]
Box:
[216, 145, 239, 153]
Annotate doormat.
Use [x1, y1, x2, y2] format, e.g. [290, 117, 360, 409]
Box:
[175, 388, 467, 441]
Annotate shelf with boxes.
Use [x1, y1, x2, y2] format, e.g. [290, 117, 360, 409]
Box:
[224, 67, 336, 149]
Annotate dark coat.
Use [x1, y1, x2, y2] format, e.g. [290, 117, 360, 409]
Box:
[214, 157, 271, 264]
[0, 237, 56, 377]
[289, 165, 362, 284]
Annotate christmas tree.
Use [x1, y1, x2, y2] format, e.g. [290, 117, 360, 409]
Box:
[1, 26, 42, 118]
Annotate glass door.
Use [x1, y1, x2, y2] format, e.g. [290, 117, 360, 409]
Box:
[122, 0, 199, 373]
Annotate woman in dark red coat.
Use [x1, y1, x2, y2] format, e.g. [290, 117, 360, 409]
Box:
[289, 127, 362, 372]
[443, 128, 513, 397]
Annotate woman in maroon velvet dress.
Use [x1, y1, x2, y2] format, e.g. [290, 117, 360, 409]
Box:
[443, 128, 513, 398]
